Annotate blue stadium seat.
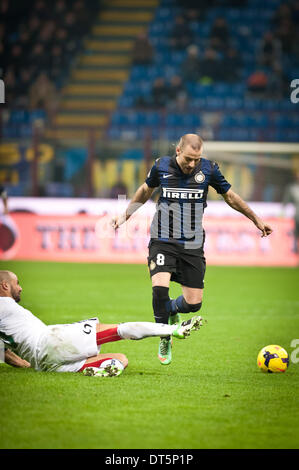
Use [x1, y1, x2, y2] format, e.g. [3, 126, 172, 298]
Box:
[225, 97, 244, 110]
[117, 96, 134, 107]
[29, 110, 46, 122]
[9, 110, 29, 124]
[143, 112, 161, 126]
[107, 127, 122, 139]
[205, 97, 225, 110]
[221, 114, 237, 127]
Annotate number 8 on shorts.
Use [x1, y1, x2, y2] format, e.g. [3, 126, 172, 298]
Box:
[156, 253, 165, 266]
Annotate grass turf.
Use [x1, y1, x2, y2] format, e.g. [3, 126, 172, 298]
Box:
[0, 260, 298, 449]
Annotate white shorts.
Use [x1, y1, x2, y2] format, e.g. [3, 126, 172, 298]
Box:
[36, 318, 99, 372]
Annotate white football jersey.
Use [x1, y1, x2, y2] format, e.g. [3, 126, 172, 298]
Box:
[0, 296, 48, 367]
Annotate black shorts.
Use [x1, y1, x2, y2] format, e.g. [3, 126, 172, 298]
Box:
[147, 239, 206, 289]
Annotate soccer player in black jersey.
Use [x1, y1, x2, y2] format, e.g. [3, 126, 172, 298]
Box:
[112, 134, 273, 365]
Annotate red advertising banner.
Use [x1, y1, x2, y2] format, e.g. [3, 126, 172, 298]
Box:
[0, 213, 297, 266]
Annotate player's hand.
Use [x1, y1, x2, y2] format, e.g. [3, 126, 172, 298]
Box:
[22, 360, 31, 368]
[111, 214, 126, 230]
[111, 217, 120, 230]
[255, 220, 273, 237]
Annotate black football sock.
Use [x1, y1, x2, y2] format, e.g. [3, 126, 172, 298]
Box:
[172, 295, 202, 314]
[152, 286, 171, 340]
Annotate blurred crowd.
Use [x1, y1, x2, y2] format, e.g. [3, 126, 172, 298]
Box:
[132, 0, 299, 110]
[0, 0, 99, 114]
[1, 0, 299, 117]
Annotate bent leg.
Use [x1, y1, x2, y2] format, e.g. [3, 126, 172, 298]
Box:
[79, 353, 129, 372]
[168, 286, 203, 315]
[181, 286, 203, 305]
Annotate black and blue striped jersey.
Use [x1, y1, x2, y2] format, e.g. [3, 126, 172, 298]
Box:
[145, 155, 231, 248]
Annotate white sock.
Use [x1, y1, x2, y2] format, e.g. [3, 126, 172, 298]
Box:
[117, 322, 176, 340]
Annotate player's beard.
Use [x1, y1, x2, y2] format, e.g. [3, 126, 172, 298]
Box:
[11, 287, 21, 303]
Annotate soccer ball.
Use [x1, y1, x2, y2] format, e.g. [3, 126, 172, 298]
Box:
[257, 345, 289, 373]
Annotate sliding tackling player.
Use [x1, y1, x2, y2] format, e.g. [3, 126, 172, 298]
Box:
[0, 270, 202, 376]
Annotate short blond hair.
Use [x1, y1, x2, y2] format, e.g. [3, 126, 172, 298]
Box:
[177, 133, 203, 151]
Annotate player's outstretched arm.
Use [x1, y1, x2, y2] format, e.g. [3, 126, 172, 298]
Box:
[111, 183, 155, 230]
[4, 348, 31, 368]
[222, 188, 273, 237]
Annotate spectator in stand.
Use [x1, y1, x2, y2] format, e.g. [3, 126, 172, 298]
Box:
[178, 0, 212, 20]
[9, 44, 25, 73]
[291, 0, 299, 24]
[37, 20, 56, 50]
[247, 70, 268, 96]
[64, 11, 81, 38]
[132, 32, 154, 65]
[3, 66, 16, 103]
[17, 26, 32, 58]
[271, 3, 292, 28]
[28, 43, 51, 72]
[27, 15, 41, 42]
[52, 0, 67, 20]
[222, 47, 242, 82]
[50, 44, 65, 82]
[33, 0, 49, 21]
[257, 32, 282, 69]
[267, 61, 290, 99]
[55, 27, 68, 49]
[181, 44, 201, 82]
[0, 24, 6, 73]
[210, 17, 230, 52]
[73, 0, 91, 34]
[62, 12, 81, 55]
[29, 72, 58, 116]
[271, 3, 296, 55]
[15, 68, 35, 106]
[167, 75, 186, 102]
[167, 76, 189, 111]
[182, 8, 204, 24]
[198, 48, 221, 84]
[1, 0, 27, 32]
[0, 23, 4, 42]
[150, 77, 169, 108]
[274, 18, 296, 55]
[169, 15, 194, 50]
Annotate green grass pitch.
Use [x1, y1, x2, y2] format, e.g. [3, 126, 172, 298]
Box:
[0, 260, 298, 449]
